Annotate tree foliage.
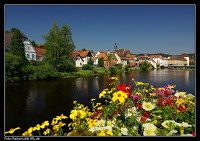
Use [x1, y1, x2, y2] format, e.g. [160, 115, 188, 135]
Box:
[139, 60, 151, 71]
[5, 53, 27, 82]
[98, 57, 104, 67]
[43, 22, 76, 72]
[9, 28, 28, 64]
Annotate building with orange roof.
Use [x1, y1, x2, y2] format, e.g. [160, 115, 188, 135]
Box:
[72, 51, 93, 67]
[33, 47, 46, 61]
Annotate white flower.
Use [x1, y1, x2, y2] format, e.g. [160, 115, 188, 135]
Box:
[174, 92, 186, 97]
[88, 126, 100, 132]
[142, 101, 155, 111]
[180, 134, 193, 136]
[103, 126, 112, 132]
[125, 107, 137, 118]
[175, 122, 192, 127]
[120, 127, 128, 135]
[96, 119, 106, 127]
[185, 94, 195, 100]
[161, 120, 176, 128]
[167, 129, 178, 136]
[142, 123, 157, 136]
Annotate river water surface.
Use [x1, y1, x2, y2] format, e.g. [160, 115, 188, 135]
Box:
[5, 69, 195, 135]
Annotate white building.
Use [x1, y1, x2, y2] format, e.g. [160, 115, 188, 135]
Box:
[23, 40, 37, 61]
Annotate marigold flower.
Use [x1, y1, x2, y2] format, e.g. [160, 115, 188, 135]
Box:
[111, 91, 128, 104]
[69, 109, 86, 120]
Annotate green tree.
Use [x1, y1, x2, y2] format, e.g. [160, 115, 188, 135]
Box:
[9, 29, 27, 62]
[43, 22, 76, 72]
[139, 60, 150, 71]
[5, 53, 27, 82]
[30, 40, 38, 47]
[98, 57, 104, 67]
[81, 48, 87, 51]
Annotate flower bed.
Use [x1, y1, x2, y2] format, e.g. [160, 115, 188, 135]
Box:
[5, 77, 195, 136]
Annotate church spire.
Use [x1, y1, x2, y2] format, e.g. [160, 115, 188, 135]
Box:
[114, 41, 117, 51]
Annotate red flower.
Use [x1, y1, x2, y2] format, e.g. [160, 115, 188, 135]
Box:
[117, 84, 126, 91]
[192, 132, 195, 136]
[140, 116, 147, 121]
[177, 105, 187, 112]
[117, 84, 132, 97]
[164, 91, 171, 96]
[144, 112, 149, 118]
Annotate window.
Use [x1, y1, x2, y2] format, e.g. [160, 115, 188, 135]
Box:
[32, 54, 35, 59]
[27, 54, 30, 58]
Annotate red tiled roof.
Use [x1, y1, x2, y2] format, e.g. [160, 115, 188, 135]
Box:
[129, 62, 136, 67]
[180, 53, 189, 57]
[97, 52, 107, 58]
[149, 55, 162, 58]
[126, 54, 136, 60]
[73, 51, 92, 57]
[33, 47, 46, 57]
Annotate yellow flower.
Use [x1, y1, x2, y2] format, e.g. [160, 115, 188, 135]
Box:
[58, 121, 66, 127]
[98, 129, 113, 136]
[33, 124, 41, 131]
[69, 110, 87, 120]
[176, 98, 186, 105]
[132, 78, 134, 81]
[136, 82, 144, 85]
[188, 100, 195, 105]
[22, 131, 33, 136]
[73, 100, 77, 104]
[87, 119, 97, 128]
[41, 121, 49, 128]
[134, 92, 141, 95]
[142, 101, 155, 111]
[5, 127, 21, 134]
[43, 129, 51, 135]
[53, 125, 60, 132]
[51, 118, 59, 125]
[99, 90, 107, 98]
[150, 93, 158, 96]
[111, 91, 128, 104]
[56, 114, 68, 120]
[91, 99, 96, 101]
[28, 127, 34, 133]
[110, 77, 118, 81]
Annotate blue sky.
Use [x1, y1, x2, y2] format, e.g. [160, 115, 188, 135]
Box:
[5, 4, 195, 55]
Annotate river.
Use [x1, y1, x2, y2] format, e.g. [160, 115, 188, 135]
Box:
[5, 69, 195, 135]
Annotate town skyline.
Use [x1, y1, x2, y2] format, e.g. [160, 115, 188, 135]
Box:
[5, 4, 195, 55]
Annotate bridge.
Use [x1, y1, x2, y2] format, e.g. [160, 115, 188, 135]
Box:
[167, 65, 195, 69]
